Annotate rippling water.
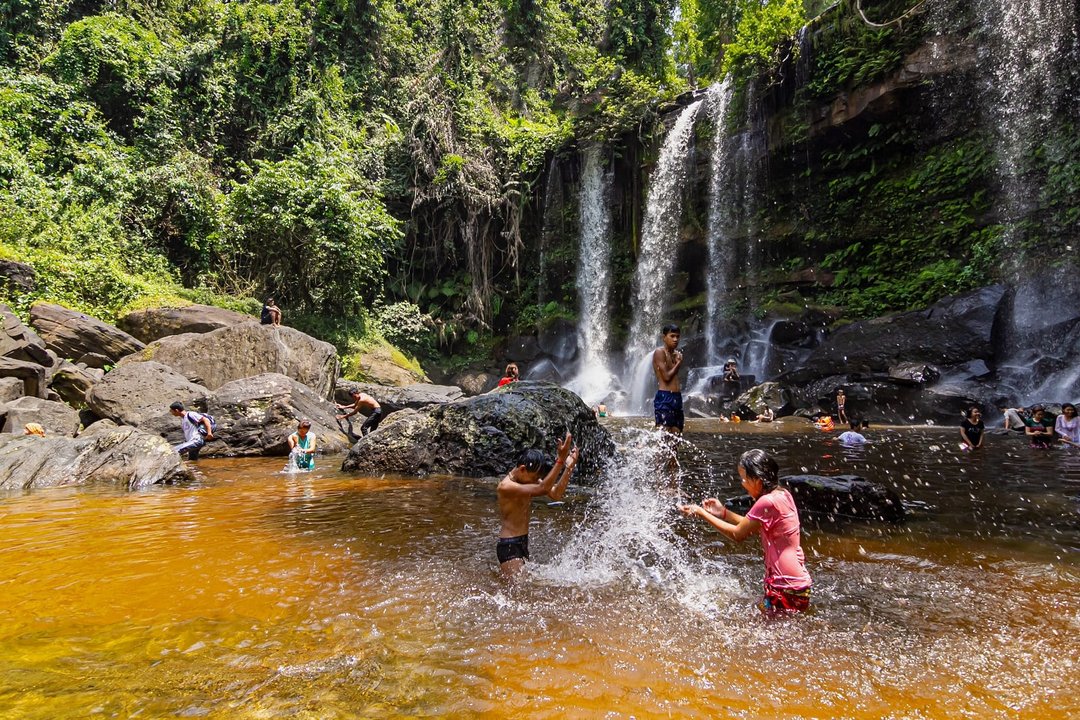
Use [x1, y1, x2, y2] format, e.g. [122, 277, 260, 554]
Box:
[0, 421, 1077, 718]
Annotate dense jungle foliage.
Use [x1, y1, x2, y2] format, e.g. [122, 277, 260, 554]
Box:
[2, 0, 1076, 373]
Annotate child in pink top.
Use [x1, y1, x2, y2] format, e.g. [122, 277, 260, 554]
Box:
[679, 449, 812, 615]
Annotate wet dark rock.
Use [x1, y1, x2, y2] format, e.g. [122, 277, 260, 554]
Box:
[505, 335, 542, 362]
[887, 362, 941, 385]
[0, 427, 192, 489]
[0, 396, 81, 437]
[123, 324, 339, 399]
[334, 380, 463, 412]
[342, 381, 614, 480]
[769, 320, 816, 348]
[86, 361, 209, 432]
[206, 373, 350, 457]
[735, 382, 788, 416]
[805, 285, 1007, 379]
[29, 302, 146, 363]
[727, 474, 905, 524]
[117, 304, 256, 343]
[537, 318, 578, 362]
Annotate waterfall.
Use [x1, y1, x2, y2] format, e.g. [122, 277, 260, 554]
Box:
[623, 99, 704, 412]
[704, 79, 736, 366]
[569, 145, 617, 406]
[538, 156, 563, 307]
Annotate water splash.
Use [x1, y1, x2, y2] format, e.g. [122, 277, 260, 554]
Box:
[283, 448, 313, 474]
[624, 99, 704, 372]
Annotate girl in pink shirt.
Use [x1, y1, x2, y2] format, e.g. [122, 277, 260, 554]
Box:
[679, 449, 812, 615]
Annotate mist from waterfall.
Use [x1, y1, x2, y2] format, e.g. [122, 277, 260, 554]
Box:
[569, 145, 617, 406]
[623, 99, 704, 412]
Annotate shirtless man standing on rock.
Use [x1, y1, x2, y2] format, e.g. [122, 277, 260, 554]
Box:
[652, 323, 684, 434]
[496, 432, 579, 578]
[336, 389, 384, 438]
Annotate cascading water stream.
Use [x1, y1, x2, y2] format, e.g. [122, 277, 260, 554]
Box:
[568, 145, 617, 406]
[622, 99, 704, 413]
[704, 79, 736, 366]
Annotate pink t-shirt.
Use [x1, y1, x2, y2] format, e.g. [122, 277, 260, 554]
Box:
[746, 488, 812, 590]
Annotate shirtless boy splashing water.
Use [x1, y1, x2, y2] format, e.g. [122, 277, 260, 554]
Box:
[496, 432, 579, 578]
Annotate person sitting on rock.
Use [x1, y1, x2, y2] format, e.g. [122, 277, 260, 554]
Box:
[169, 401, 214, 460]
[752, 406, 774, 423]
[837, 420, 866, 444]
[721, 360, 740, 401]
[496, 432, 579, 578]
[336, 389, 383, 437]
[23, 423, 45, 437]
[498, 362, 520, 387]
[260, 297, 282, 326]
[287, 419, 317, 470]
[1024, 405, 1057, 448]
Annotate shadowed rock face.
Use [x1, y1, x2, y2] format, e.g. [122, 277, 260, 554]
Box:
[117, 305, 257, 343]
[86, 361, 209, 429]
[29, 302, 145, 363]
[342, 381, 614, 480]
[205, 373, 351, 457]
[0, 396, 80, 437]
[0, 428, 192, 489]
[122, 324, 339, 399]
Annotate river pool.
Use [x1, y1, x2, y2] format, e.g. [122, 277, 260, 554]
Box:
[0, 421, 1076, 718]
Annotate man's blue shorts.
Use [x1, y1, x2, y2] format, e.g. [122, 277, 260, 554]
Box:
[654, 390, 684, 431]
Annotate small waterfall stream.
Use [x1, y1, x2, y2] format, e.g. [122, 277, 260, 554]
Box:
[704, 79, 737, 366]
[569, 145, 617, 406]
[623, 98, 704, 413]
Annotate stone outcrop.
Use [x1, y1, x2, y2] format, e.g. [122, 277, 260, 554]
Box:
[86, 361, 209, 432]
[801, 285, 1007, 379]
[29, 302, 145, 363]
[0, 304, 52, 366]
[0, 356, 47, 398]
[0, 377, 23, 403]
[351, 343, 428, 387]
[49, 362, 103, 407]
[0, 427, 192, 489]
[451, 370, 500, 396]
[0, 396, 82, 437]
[342, 381, 614, 479]
[0, 260, 35, 293]
[117, 304, 256, 343]
[126, 324, 338, 398]
[334, 380, 464, 413]
[205, 373, 351, 456]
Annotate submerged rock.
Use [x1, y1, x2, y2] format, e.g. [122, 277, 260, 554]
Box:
[0, 427, 192, 489]
[727, 474, 905, 524]
[342, 381, 613, 480]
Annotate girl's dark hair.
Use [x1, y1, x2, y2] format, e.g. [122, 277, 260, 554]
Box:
[739, 449, 780, 492]
[1063, 403, 1077, 413]
[517, 448, 549, 474]
[966, 406, 981, 419]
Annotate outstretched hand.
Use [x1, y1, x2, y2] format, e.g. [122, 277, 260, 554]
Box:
[556, 432, 573, 462]
[565, 446, 580, 470]
[702, 498, 724, 516]
[677, 503, 701, 517]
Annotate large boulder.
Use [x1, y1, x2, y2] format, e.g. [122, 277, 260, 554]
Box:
[48, 362, 103, 407]
[86, 361, 209, 433]
[342, 381, 614, 480]
[205, 373, 351, 456]
[0, 259, 36, 293]
[725, 474, 905, 524]
[0, 396, 81, 437]
[804, 285, 1007, 378]
[452, 370, 500, 396]
[117, 304, 256, 343]
[0, 304, 51, 366]
[29, 302, 145, 363]
[0, 356, 47, 398]
[126, 324, 338, 398]
[0, 427, 192, 489]
[334, 380, 464, 412]
[351, 343, 428, 387]
[0, 377, 23, 403]
[735, 381, 789, 416]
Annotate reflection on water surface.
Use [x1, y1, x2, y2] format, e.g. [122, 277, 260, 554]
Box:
[0, 421, 1077, 718]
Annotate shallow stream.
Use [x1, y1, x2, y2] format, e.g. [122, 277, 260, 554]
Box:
[1, 421, 1077, 718]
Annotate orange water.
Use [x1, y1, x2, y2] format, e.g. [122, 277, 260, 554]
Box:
[0, 424, 1077, 718]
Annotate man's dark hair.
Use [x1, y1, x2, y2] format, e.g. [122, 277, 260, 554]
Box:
[850, 420, 859, 430]
[661, 323, 680, 335]
[517, 448, 549, 474]
[739, 449, 780, 492]
[170, 401, 184, 411]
